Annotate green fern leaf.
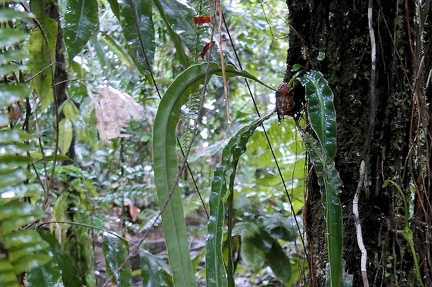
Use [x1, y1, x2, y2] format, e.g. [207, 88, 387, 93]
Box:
[0, 4, 51, 287]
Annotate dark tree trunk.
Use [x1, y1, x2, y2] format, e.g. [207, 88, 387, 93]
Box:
[39, 1, 94, 286]
[285, 0, 432, 286]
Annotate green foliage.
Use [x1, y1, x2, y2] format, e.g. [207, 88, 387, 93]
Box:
[299, 71, 348, 287]
[58, 118, 73, 155]
[29, 0, 58, 111]
[140, 249, 174, 287]
[152, 0, 195, 67]
[64, 0, 99, 60]
[112, 0, 154, 74]
[206, 112, 273, 287]
[382, 180, 425, 287]
[153, 61, 268, 287]
[0, 4, 51, 287]
[2, 0, 306, 286]
[233, 217, 293, 284]
[103, 234, 132, 287]
[0, 136, 50, 284]
[0, 202, 51, 286]
[60, 192, 96, 286]
[27, 230, 83, 287]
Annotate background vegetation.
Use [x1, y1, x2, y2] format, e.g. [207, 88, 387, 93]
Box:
[1, 0, 307, 286]
[4, 1, 429, 287]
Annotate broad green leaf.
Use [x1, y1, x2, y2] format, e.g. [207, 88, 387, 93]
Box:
[62, 100, 79, 123]
[116, 0, 154, 73]
[64, 0, 99, 60]
[265, 238, 292, 283]
[0, 84, 31, 107]
[158, 0, 195, 50]
[206, 112, 273, 287]
[153, 0, 195, 67]
[70, 60, 87, 80]
[241, 238, 266, 270]
[29, 0, 58, 111]
[0, 258, 14, 272]
[102, 233, 132, 287]
[241, 225, 291, 283]
[59, 118, 73, 155]
[139, 249, 173, 287]
[0, 216, 45, 237]
[266, 216, 296, 241]
[153, 61, 269, 287]
[27, 257, 62, 287]
[0, 273, 19, 287]
[38, 230, 83, 287]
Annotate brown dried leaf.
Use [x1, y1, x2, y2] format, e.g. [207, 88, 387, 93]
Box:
[200, 41, 216, 60]
[127, 204, 141, 222]
[194, 15, 212, 24]
[93, 85, 144, 146]
[8, 103, 22, 122]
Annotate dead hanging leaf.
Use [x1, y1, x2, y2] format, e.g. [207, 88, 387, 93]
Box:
[93, 85, 144, 146]
[8, 102, 22, 122]
[127, 204, 141, 222]
[123, 198, 140, 222]
[194, 15, 212, 24]
[200, 41, 216, 60]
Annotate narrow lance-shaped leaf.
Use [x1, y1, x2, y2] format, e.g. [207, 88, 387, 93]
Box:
[64, 0, 99, 60]
[153, 61, 271, 287]
[106, 0, 120, 18]
[299, 71, 337, 162]
[299, 71, 343, 287]
[100, 32, 134, 69]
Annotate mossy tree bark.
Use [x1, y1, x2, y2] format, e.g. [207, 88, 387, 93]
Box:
[285, 1, 432, 286]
